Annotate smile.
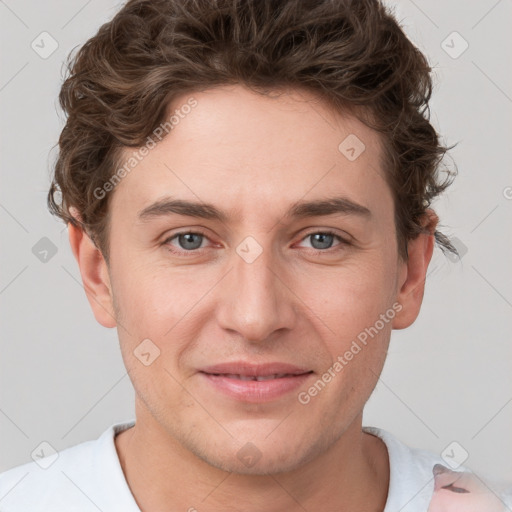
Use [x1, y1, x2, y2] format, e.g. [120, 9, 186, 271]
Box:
[199, 363, 314, 403]
[208, 373, 301, 381]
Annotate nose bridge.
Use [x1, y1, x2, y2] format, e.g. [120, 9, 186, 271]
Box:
[216, 235, 295, 342]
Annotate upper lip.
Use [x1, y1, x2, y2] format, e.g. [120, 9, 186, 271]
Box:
[200, 362, 312, 377]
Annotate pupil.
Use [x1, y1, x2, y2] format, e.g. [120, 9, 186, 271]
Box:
[311, 233, 333, 250]
[179, 233, 202, 250]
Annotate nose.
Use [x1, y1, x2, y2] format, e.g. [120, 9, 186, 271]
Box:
[215, 239, 297, 343]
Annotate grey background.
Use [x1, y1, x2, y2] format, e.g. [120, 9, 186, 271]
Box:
[1, 0, 511, 482]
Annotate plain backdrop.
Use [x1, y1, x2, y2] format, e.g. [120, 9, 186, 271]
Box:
[1, 0, 511, 482]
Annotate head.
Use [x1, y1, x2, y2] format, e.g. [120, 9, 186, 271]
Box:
[49, 0, 457, 474]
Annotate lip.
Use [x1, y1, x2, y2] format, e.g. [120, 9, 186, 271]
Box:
[199, 362, 314, 403]
[201, 361, 311, 377]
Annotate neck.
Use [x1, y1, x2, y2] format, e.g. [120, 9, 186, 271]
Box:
[115, 404, 389, 512]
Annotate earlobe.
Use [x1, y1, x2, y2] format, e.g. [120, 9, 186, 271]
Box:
[392, 209, 438, 330]
[67, 219, 117, 329]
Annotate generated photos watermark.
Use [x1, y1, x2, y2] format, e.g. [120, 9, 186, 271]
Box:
[298, 301, 403, 405]
[93, 97, 198, 200]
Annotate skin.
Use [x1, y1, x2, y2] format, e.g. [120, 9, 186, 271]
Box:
[427, 465, 507, 512]
[69, 85, 437, 511]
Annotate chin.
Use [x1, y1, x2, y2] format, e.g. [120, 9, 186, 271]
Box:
[180, 424, 333, 476]
[194, 447, 308, 476]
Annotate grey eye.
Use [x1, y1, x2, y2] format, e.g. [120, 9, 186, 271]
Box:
[309, 233, 335, 250]
[177, 233, 204, 250]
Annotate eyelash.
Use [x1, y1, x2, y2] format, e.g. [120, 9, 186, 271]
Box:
[442, 483, 470, 494]
[162, 229, 350, 256]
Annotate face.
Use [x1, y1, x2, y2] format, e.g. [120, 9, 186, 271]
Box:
[85, 85, 423, 474]
[427, 465, 507, 512]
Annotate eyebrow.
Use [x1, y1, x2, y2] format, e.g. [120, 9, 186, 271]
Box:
[137, 196, 372, 223]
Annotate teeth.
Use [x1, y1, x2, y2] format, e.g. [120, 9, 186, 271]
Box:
[255, 374, 281, 381]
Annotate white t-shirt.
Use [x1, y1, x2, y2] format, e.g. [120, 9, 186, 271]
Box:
[0, 420, 505, 511]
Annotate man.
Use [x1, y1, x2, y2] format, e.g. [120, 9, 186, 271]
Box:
[0, 0, 509, 510]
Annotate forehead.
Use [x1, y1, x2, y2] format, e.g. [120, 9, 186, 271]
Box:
[112, 85, 391, 224]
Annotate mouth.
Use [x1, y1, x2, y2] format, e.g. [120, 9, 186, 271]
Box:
[205, 372, 309, 381]
[199, 362, 314, 403]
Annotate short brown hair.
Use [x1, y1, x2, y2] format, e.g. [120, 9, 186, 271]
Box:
[48, 0, 457, 262]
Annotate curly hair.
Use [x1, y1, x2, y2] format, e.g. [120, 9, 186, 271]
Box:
[48, 0, 457, 263]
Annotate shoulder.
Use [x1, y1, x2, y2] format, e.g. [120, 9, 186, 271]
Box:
[0, 437, 101, 511]
[364, 426, 459, 512]
[0, 420, 137, 512]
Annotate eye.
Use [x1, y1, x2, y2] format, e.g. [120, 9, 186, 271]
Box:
[164, 231, 209, 253]
[298, 230, 349, 251]
[442, 483, 470, 494]
[162, 229, 350, 256]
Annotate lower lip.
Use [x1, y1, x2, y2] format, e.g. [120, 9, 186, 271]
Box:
[200, 372, 313, 403]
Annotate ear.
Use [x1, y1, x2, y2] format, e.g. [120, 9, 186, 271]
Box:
[392, 209, 438, 330]
[67, 212, 117, 328]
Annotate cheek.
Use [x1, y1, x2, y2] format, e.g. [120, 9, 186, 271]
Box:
[111, 259, 223, 376]
[428, 492, 503, 512]
[296, 256, 398, 342]
[427, 494, 447, 511]
[112, 259, 208, 328]
[292, 258, 396, 410]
